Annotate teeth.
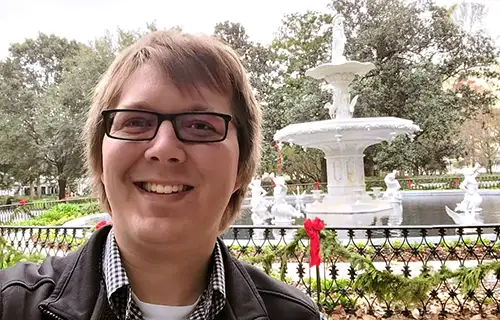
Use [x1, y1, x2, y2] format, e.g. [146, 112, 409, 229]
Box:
[142, 182, 189, 194]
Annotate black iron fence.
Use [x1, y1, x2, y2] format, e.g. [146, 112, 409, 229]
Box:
[2, 224, 500, 316]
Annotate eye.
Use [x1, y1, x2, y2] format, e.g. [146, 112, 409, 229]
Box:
[124, 118, 153, 128]
[189, 121, 216, 131]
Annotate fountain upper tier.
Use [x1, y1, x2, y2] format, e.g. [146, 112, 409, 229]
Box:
[274, 117, 420, 153]
[305, 61, 376, 79]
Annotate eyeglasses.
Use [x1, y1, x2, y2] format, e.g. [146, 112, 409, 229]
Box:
[102, 109, 233, 142]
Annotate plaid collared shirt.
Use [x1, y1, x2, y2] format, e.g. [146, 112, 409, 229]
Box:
[102, 230, 226, 320]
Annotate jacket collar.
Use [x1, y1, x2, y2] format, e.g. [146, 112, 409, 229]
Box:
[38, 225, 110, 320]
[38, 225, 269, 320]
[217, 238, 269, 320]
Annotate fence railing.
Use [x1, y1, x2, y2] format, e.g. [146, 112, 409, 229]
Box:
[2, 224, 500, 316]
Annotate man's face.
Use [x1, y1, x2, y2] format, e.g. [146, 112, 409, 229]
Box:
[101, 63, 240, 246]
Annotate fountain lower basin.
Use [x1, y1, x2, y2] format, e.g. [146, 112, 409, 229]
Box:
[274, 117, 419, 148]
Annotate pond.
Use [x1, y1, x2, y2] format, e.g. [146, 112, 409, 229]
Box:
[233, 191, 500, 227]
[226, 191, 500, 239]
[401, 193, 500, 226]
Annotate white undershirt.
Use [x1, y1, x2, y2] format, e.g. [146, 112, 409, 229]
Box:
[131, 292, 201, 320]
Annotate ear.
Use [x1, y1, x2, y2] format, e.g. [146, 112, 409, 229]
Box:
[233, 180, 241, 193]
[233, 173, 243, 193]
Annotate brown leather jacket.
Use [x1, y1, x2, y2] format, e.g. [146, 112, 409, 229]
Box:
[0, 225, 321, 319]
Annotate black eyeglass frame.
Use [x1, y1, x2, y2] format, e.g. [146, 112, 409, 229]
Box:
[101, 109, 233, 143]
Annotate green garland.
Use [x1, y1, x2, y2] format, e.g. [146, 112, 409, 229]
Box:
[241, 228, 500, 310]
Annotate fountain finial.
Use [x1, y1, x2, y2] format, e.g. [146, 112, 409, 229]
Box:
[331, 15, 347, 63]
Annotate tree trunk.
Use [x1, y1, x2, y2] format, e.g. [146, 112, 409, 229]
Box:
[58, 179, 67, 200]
[29, 181, 35, 201]
[36, 176, 42, 198]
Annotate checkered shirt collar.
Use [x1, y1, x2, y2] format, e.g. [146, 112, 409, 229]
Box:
[102, 229, 226, 320]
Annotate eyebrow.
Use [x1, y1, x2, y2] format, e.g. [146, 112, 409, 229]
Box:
[117, 101, 215, 112]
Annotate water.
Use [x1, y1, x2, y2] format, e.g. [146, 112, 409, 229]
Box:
[234, 192, 500, 227]
[401, 193, 500, 225]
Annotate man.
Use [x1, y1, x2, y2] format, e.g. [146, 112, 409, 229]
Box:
[0, 30, 321, 319]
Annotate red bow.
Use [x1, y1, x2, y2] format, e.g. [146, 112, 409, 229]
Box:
[95, 220, 112, 229]
[304, 217, 325, 267]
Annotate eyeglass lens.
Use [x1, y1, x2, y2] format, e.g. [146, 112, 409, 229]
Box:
[107, 110, 228, 141]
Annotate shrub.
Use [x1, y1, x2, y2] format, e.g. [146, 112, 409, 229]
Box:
[15, 204, 88, 226]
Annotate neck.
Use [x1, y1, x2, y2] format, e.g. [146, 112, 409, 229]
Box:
[114, 231, 216, 306]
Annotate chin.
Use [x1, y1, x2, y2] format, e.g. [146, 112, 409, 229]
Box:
[130, 215, 193, 243]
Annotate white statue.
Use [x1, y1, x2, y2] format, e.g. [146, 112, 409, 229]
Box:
[248, 178, 271, 239]
[326, 87, 359, 120]
[270, 176, 302, 222]
[292, 186, 307, 213]
[331, 15, 347, 63]
[444, 163, 483, 232]
[249, 178, 268, 211]
[324, 101, 336, 119]
[248, 178, 270, 222]
[269, 175, 303, 240]
[383, 170, 402, 203]
[455, 163, 483, 214]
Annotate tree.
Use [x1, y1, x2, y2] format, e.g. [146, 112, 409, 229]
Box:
[0, 34, 86, 198]
[261, 12, 334, 180]
[459, 108, 500, 173]
[261, 0, 498, 178]
[213, 21, 286, 177]
[331, 0, 499, 174]
[213, 21, 277, 101]
[0, 24, 171, 198]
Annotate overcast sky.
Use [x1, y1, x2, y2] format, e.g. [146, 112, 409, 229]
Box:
[1, 0, 499, 59]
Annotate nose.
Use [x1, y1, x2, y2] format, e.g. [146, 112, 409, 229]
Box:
[144, 121, 187, 164]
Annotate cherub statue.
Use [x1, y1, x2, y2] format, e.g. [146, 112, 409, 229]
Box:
[248, 178, 270, 223]
[324, 101, 336, 119]
[249, 178, 267, 209]
[383, 170, 402, 203]
[270, 175, 302, 222]
[455, 163, 482, 215]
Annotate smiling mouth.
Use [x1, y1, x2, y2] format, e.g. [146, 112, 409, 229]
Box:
[135, 182, 194, 194]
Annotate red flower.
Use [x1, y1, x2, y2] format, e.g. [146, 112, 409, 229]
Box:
[18, 199, 26, 205]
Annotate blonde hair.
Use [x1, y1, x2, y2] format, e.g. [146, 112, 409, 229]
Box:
[83, 30, 262, 230]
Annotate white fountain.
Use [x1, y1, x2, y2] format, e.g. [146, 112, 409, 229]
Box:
[273, 15, 421, 226]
